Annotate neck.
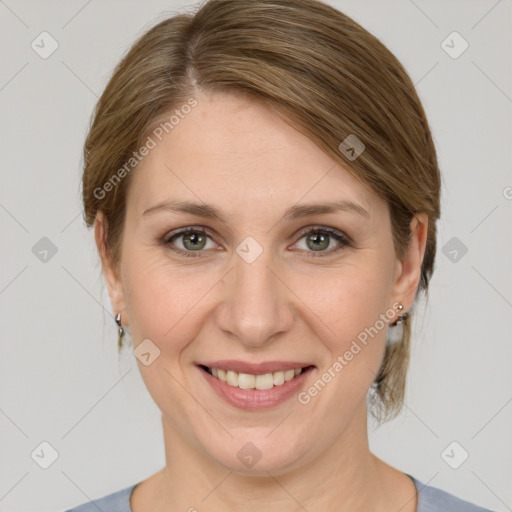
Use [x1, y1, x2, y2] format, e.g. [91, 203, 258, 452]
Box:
[134, 403, 417, 512]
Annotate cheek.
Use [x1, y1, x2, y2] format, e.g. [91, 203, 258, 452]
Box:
[293, 258, 395, 407]
[121, 255, 207, 409]
[122, 250, 220, 353]
[296, 259, 394, 346]
[299, 272, 392, 413]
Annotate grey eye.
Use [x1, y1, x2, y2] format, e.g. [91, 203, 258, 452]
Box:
[305, 232, 330, 251]
[181, 232, 207, 251]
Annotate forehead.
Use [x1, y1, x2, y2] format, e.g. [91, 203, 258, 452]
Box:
[126, 91, 381, 220]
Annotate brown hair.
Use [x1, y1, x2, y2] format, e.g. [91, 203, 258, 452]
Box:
[82, 0, 441, 421]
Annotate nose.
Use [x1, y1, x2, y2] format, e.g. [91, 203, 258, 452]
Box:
[214, 244, 295, 348]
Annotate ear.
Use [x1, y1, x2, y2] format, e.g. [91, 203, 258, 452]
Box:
[390, 213, 429, 313]
[94, 211, 129, 326]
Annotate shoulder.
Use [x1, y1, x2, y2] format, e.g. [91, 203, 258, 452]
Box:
[64, 483, 139, 512]
[411, 477, 495, 512]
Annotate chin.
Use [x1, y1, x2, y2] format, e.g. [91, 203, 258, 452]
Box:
[197, 428, 312, 476]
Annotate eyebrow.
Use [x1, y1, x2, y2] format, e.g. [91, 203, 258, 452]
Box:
[142, 199, 369, 222]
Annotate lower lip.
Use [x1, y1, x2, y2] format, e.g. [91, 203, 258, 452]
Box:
[199, 366, 313, 411]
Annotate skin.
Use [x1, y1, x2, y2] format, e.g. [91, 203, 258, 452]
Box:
[96, 89, 428, 511]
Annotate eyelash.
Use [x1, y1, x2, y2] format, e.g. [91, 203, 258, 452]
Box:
[161, 225, 351, 259]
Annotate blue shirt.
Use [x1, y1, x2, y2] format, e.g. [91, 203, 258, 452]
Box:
[64, 476, 494, 511]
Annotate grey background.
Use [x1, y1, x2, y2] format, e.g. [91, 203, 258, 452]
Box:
[0, 0, 511, 511]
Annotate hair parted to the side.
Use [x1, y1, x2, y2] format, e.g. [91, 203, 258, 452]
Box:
[82, 0, 441, 421]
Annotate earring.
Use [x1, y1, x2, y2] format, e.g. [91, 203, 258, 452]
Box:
[115, 312, 125, 339]
[391, 304, 409, 327]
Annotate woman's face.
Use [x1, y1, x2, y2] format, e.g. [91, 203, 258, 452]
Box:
[99, 90, 425, 475]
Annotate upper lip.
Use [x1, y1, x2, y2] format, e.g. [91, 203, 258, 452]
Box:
[198, 360, 314, 374]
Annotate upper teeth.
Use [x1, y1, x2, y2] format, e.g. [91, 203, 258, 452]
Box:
[209, 367, 302, 390]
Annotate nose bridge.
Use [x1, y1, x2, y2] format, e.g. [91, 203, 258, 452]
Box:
[216, 243, 293, 346]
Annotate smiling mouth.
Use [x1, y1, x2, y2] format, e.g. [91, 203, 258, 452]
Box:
[199, 365, 312, 390]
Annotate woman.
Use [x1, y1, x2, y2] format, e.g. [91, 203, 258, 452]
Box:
[66, 0, 493, 510]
